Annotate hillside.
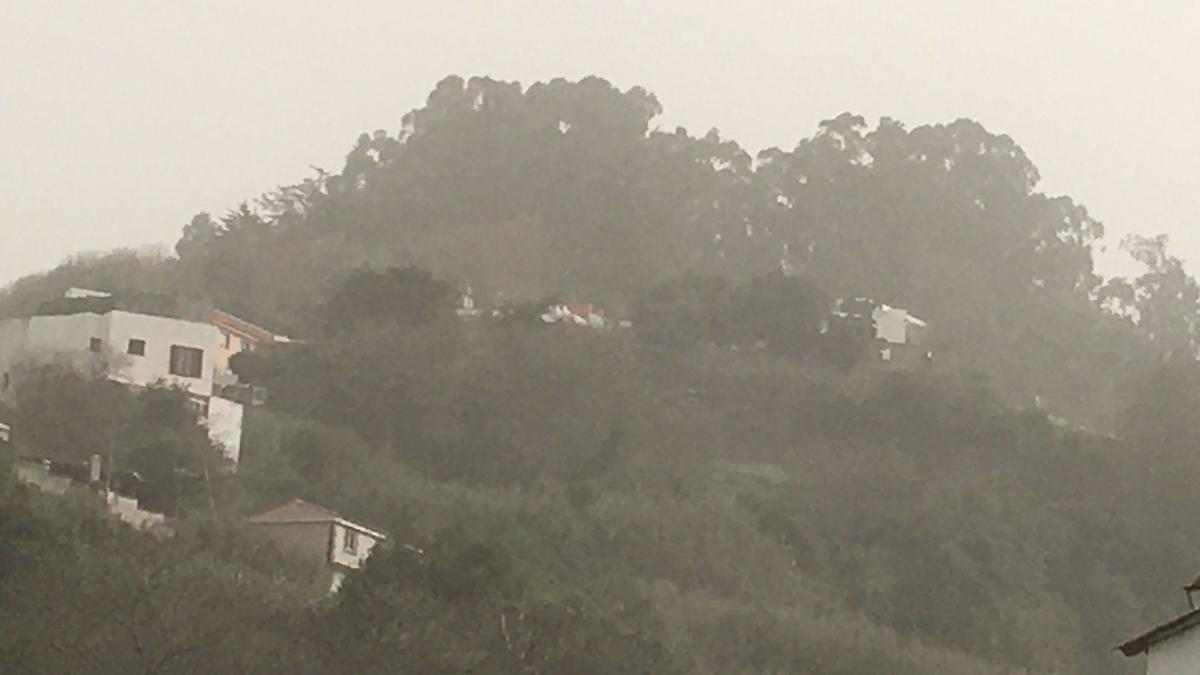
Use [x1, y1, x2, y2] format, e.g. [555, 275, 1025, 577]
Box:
[4, 75, 1200, 674]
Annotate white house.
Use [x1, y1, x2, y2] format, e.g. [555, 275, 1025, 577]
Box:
[871, 304, 929, 347]
[246, 498, 388, 593]
[540, 302, 607, 329]
[828, 297, 930, 365]
[1120, 583, 1200, 674]
[0, 290, 244, 463]
[0, 309, 219, 398]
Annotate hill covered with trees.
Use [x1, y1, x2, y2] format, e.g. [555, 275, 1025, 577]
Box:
[4, 75, 1200, 674]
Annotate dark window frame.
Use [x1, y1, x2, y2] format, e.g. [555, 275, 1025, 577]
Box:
[127, 338, 146, 356]
[168, 345, 204, 379]
[89, 337, 102, 352]
[343, 528, 359, 554]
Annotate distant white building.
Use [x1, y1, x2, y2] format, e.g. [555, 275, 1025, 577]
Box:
[540, 302, 607, 329]
[64, 287, 114, 299]
[871, 304, 929, 348]
[827, 298, 931, 366]
[456, 286, 482, 319]
[247, 498, 389, 593]
[0, 290, 244, 463]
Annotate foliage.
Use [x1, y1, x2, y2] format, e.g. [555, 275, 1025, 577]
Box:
[318, 265, 457, 336]
[6, 362, 222, 515]
[8, 73, 1200, 673]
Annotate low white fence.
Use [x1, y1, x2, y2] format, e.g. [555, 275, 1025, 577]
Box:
[12, 459, 171, 534]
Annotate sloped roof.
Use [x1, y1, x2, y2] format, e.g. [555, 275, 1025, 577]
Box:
[247, 498, 387, 540]
[248, 498, 340, 523]
[209, 309, 274, 343]
[1118, 608, 1200, 657]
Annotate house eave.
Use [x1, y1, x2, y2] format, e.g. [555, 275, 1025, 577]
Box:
[209, 310, 274, 344]
[247, 516, 388, 541]
[1118, 609, 1200, 657]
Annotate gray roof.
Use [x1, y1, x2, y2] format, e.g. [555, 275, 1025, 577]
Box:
[247, 498, 388, 539]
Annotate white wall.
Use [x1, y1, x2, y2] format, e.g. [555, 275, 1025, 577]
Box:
[0, 319, 30, 399]
[8, 313, 112, 380]
[330, 522, 381, 570]
[206, 395, 244, 464]
[106, 491, 168, 531]
[65, 288, 111, 299]
[25, 313, 106, 353]
[105, 311, 220, 398]
[872, 306, 910, 345]
[13, 311, 219, 397]
[329, 569, 347, 594]
[1149, 628, 1200, 675]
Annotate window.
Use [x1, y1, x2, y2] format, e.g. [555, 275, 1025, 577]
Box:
[168, 345, 204, 378]
[222, 332, 231, 349]
[1, 372, 9, 391]
[343, 528, 358, 554]
[127, 338, 146, 356]
[89, 337, 102, 352]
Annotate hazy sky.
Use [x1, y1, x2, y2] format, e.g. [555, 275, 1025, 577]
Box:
[3, 1, 1198, 286]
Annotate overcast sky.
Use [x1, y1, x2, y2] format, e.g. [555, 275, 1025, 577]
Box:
[2, 1, 1197, 286]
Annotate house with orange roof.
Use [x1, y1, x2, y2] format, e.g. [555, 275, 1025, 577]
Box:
[208, 309, 276, 375]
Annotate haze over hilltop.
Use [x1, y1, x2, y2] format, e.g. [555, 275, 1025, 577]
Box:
[3, 1, 1199, 285]
[5, 6, 1200, 670]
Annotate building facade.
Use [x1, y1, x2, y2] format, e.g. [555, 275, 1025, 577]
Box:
[208, 309, 275, 376]
[0, 310, 220, 399]
[0, 292, 245, 463]
[247, 499, 388, 592]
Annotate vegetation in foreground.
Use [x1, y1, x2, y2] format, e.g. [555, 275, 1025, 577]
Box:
[4, 74, 1200, 674]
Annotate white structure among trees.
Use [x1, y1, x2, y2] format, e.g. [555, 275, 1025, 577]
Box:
[0, 289, 245, 463]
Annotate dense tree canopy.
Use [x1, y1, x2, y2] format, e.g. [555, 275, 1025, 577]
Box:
[6, 74, 1200, 674]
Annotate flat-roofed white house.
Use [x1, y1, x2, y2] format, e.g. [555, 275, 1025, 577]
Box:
[0, 289, 245, 463]
[247, 498, 389, 593]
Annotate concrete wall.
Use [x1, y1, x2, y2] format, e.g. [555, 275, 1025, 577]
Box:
[14, 460, 73, 495]
[24, 313, 107, 353]
[105, 311, 220, 398]
[5, 311, 220, 398]
[330, 522, 382, 570]
[206, 396, 244, 464]
[330, 569, 347, 593]
[253, 521, 334, 569]
[0, 319, 30, 400]
[106, 491, 168, 531]
[1149, 627, 1200, 675]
